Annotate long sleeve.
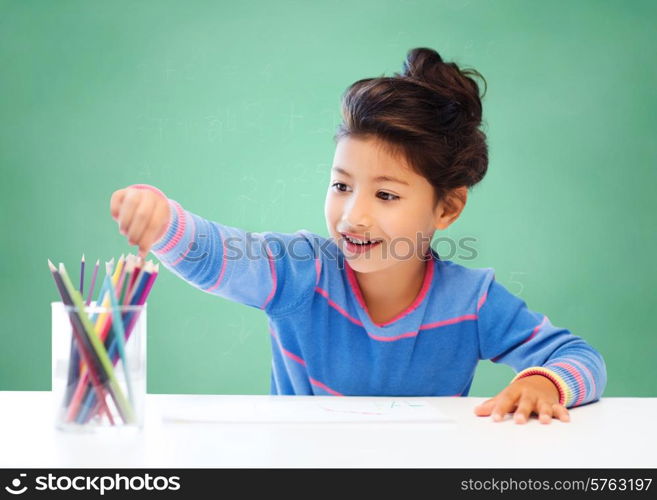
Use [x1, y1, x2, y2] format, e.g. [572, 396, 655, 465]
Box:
[149, 195, 321, 317]
[476, 270, 607, 409]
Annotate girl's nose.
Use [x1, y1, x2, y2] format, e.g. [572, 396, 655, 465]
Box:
[343, 195, 373, 229]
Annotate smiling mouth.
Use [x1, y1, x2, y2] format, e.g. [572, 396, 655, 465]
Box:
[340, 233, 382, 245]
[344, 237, 377, 246]
[341, 236, 382, 254]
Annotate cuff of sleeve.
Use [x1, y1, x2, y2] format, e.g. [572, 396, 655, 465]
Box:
[511, 367, 571, 407]
[129, 183, 168, 202]
[151, 198, 185, 255]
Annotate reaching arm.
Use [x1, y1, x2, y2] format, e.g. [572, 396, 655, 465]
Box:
[150, 194, 321, 316]
[476, 271, 607, 408]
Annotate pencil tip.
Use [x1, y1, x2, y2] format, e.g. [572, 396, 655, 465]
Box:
[48, 259, 56, 271]
[82, 253, 85, 261]
[95, 259, 100, 265]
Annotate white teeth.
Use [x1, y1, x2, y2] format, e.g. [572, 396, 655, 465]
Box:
[345, 235, 375, 245]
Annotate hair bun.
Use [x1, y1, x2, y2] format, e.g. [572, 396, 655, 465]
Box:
[394, 47, 486, 128]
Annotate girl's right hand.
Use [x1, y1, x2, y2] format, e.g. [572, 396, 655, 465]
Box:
[110, 184, 171, 258]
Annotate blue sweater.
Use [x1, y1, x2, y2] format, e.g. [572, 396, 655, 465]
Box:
[150, 195, 607, 408]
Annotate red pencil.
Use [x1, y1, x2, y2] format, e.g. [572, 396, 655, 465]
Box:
[85, 259, 100, 306]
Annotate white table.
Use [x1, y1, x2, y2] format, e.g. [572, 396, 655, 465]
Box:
[0, 392, 654, 468]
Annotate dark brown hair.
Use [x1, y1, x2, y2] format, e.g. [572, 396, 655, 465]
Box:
[333, 47, 488, 208]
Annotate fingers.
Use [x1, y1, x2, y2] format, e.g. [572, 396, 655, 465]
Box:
[513, 395, 537, 424]
[138, 200, 170, 258]
[117, 189, 141, 236]
[553, 403, 571, 423]
[536, 401, 554, 424]
[476, 398, 572, 424]
[112, 185, 171, 258]
[110, 189, 126, 220]
[125, 192, 155, 247]
[490, 392, 519, 422]
[473, 398, 495, 416]
[533, 402, 570, 424]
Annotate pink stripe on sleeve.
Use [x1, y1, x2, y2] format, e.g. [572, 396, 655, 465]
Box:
[565, 357, 597, 398]
[491, 315, 548, 363]
[522, 315, 548, 345]
[171, 212, 196, 266]
[261, 243, 277, 309]
[314, 257, 321, 286]
[129, 184, 168, 202]
[552, 361, 587, 406]
[159, 200, 187, 255]
[205, 225, 228, 293]
[476, 290, 488, 311]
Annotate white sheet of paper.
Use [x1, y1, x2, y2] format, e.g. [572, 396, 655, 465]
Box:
[161, 395, 455, 424]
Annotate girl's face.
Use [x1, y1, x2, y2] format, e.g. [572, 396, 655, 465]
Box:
[324, 136, 444, 273]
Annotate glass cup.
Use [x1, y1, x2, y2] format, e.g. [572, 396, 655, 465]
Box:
[51, 301, 147, 432]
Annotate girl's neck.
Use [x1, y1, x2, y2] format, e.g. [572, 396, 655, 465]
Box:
[352, 254, 429, 323]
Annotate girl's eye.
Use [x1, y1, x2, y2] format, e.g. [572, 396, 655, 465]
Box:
[377, 191, 399, 202]
[330, 183, 399, 202]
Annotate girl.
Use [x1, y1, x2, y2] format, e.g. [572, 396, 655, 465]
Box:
[110, 47, 606, 425]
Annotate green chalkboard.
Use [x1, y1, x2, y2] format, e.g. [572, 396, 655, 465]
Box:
[1, 0, 655, 397]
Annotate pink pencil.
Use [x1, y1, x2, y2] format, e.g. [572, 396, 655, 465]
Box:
[85, 259, 100, 306]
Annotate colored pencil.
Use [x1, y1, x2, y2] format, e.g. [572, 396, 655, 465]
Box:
[118, 255, 135, 305]
[105, 263, 134, 406]
[80, 256, 122, 372]
[69, 258, 118, 421]
[50, 253, 158, 426]
[58, 262, 135, 425]
[62, 254, 86, 406]
[80, 261, 158, 423]
[78, 258, 112, 376]
[61, 260, 120, 424]
[85, 259, 100, 306]
[80, 261, 155, 422]
[47, 260, 115, 425]
[79, 254, 85, 294]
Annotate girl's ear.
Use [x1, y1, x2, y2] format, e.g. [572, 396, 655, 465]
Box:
[434, 186, 468, 230]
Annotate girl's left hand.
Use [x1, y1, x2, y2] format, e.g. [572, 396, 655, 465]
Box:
[473, 375, 571, 424]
